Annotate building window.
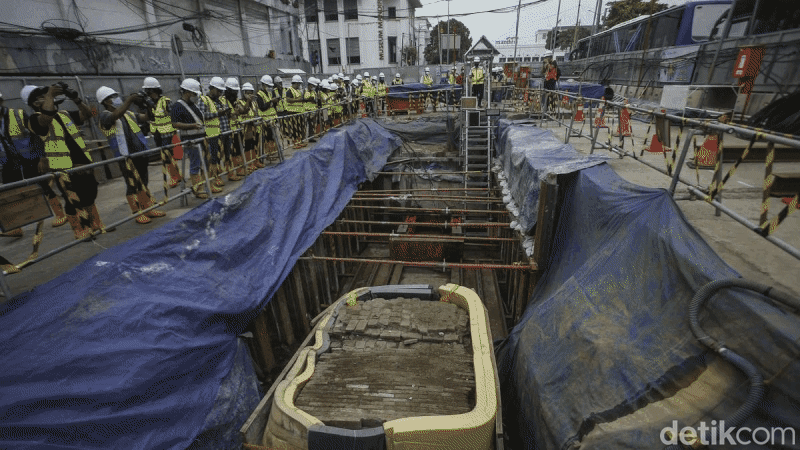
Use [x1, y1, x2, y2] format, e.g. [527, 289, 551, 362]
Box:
[327, 38, 341, 65]
[499, 57, 506, 62]
[305, 0, 318, 22]
[346, 37, 360, 64]
[343, 0, 358, 20]
[387, 7, 397, 19]
[324, 0, 338, 21]
[388, 36, 397, 63]
[309, 39, 321, 69]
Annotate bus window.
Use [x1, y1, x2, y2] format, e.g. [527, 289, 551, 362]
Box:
[649, 10, 683, 49]
[692, 4, 730, 41]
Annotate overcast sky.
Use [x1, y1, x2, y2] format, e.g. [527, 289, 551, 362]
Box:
[416, 0, 690, 43]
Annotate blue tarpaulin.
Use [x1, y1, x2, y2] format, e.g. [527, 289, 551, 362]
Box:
[495, 119, 609, 234]
[0, 119, 401, 449]
[495, 126, 800, 448]
[387, 83, 462, 100]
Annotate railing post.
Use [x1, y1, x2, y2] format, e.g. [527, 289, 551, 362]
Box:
[670, 129, 700, 196]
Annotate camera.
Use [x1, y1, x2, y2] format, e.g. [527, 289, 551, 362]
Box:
[56, 81, 80, 100]
[136, 90, 156, 109]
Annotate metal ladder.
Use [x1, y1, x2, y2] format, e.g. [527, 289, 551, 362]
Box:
[462, 109, 494, 237]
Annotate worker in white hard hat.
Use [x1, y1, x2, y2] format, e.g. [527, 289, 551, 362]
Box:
[23, 82, 106, 239]
[392, 73, 403, 85]
[470, 56, 486, 107]
[272, 76, 287, 117]
[420, 67, 436, 112]
[195, 77, 229, 188]
[376, 73, 388, 116]
[142, 76, 181, 189]
[170, 78, 212, 199]
[0, 89, 64, 238]
[252, 74, 278, 168]
[361, 73, 375, 116]
[285, 75, 307, 149]
[224, 77, 248, 179]
[234, 82, 258, 175]
[305, 77, 320, 142]
[96, 86, 166, 225]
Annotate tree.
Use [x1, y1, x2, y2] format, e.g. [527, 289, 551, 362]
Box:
[545, 26, 592, 50]
[423, 19, 473, 65]
[402, 46, 418, 66]
[603, 0, 668, 29]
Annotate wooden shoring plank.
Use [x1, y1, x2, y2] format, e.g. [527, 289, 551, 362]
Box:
[291, 268, 311, 335]
[274, 285, 295, 346]
[388, 264, 404, 285]
[481, 268, 508, 339]
[251, 310, 275, 374]
[304, 259, 323, 315]
[372, 262, 393, 286]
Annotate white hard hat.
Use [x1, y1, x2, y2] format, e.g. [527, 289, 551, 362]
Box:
[291, 75, 303, 83]
[364, 71, 369, 78]
[20, 85, 42, 105]
[225, 77, 240, 90]
[180, 78, 202, 94]
[332, 74, 339, 80]
[452, 66, 457, 71]
[425, 67, 430, 72]
[395, 73, 401, 78]
[379, 72, 385, 78]
[356, 75, 362, 80]
[260, 74, 273, 86]
[337, 72, 344, 78]
[352, 79, 360, 86]
[343, 76, 350, 82]
[241, 82, 254, 91]
[308, 77, 319, 86]
[274, 76, 283, 83]
[328, 82, 337, 90]
[209, 76, 226, 90]
[474, 56, 480, 62]
[371, 76, 377, 81]
[95, 86, 117, 104]
[142, 76, 161, 89]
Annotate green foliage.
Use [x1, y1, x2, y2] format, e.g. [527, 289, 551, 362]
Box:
[545, 26, 592, 50]
[603, 0, 668, 29]
[423, 19, 473, 64]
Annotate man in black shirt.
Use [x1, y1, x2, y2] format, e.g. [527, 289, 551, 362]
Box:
[170, 78, 214, 199]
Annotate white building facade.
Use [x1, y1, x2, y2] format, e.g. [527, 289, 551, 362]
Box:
[301, 0, 423, 74]
[492, 30, 568, 65]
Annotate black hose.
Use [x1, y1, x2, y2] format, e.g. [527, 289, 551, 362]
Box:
[688, 278, 800, 428]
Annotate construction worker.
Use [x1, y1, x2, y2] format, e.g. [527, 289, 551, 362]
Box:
[0, 89, 67, 234]
[361, 72, 376, 116]
[305, 77, 319, 141]
[211, 76, 239, 183]
[196, 77, 229, 188]
[392, 73, 403, 85]
[254, 74, 278, 166]
[376, 73, 388, 115]
[142, 77, 181, 188]
[96, 86, 166, 225]
[420, 67, 435, 112]
[273, 76, 287, 117]
[470, 57, 486, 107]
[234, 82, 258, 175]
[170, 78, 212, 199]
[22, 83, 106, 239]
[285, 75, 307, 148]
[352, 76, 363, 118]
[447, 67, 458, 107]
[224, 77, 246, 179]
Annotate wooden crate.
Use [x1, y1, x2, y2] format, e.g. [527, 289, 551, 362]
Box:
[0, 184, 52, 232]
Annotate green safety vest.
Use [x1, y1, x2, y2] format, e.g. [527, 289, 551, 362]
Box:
[199, 95, 220, 137]
[257, 90, 277, 120]
[304, 89, 317, 112]
[275, 88, 286, 113]
[286, 87, 305, 113]
[37, 111, 92, 170]
[376, 82, 387, 96]
[152, 95, 175, 134]
[362, 80, 376, 98]
[422, 75, 433, 86]
[448, 73, 456, 84]
[471, 67, 485, 84]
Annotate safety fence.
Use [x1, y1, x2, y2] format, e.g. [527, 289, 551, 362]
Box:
[511, 86, 800, 261]
[0, 95, 381, 298]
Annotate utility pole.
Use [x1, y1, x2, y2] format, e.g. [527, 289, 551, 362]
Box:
[446, 0, 451, 65]
[550, 0, 562, 54]
[572, 0, 582, 50]
[512, 0, 522, 63]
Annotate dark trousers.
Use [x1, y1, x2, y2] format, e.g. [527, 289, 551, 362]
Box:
[56, 169, 98, 215]
[472, 84, 484, 107]
[118, 155, 149, 196]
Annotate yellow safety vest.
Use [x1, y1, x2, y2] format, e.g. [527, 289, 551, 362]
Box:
[257, 90, 277, 120]
[362, 80, 375, 98]
[286, 87, 305, 113]
[235, 98, 257, 136]
[304, 89, 317, 112]
[471, 67, 485, 84]
[100, 111, 148, 157]
[152, 96, 175, 134]
[376, 82, 387, 96]
[422, 75, 433, 86]
[199, 95, 220, 138]
[37, 111, 91, 170]
[275, 88, 286, 113]
[448, 73, 456, 84]
[392, 77, 403, 85]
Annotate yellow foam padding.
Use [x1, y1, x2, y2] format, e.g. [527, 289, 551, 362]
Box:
[382, 284, 498, 450]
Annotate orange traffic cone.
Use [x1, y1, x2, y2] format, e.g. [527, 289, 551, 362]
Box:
[645, 133, 670, 153]
[694, 135, 718, 167]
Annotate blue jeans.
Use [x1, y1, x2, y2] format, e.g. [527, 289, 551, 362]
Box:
[207, 136, 221, 165]
[185, 143, 202, 175]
